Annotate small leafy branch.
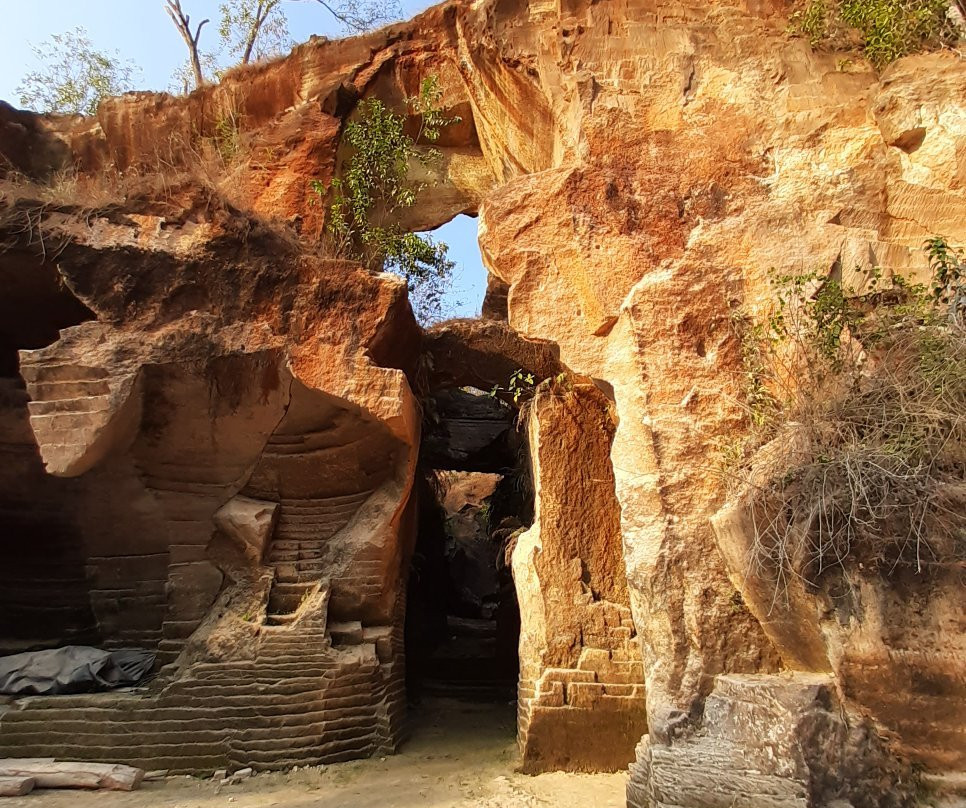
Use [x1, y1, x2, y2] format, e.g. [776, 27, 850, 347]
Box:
[726, 241, 966, 592]
[213, 107, 242, 164]
[310, 76, 460, 321]
[487, 369, 537, 404]
[925, 235, 965, 325]
[790, 0, 959, 69]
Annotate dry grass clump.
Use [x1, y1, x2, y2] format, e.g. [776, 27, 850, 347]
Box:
[0, 113, 255, 259]
[0, 164, 178, 259]
[0, 87, 249, 226]
[0, 168, 123, 211]
[726, 249, 966, 591]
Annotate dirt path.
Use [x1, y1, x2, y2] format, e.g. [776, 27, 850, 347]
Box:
[6, 699, 627, 808]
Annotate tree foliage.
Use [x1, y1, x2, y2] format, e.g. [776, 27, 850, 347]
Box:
[925, 235, 966, 325]
[16, 28, 138, 116]
[219, 0, 292, 64]
[311, 76, 460, 322]
[299, 0, 401, 33]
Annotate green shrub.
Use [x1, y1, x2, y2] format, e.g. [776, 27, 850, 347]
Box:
[791, 0, 956, 68]
[311, 76, 460, 322]
[213, 110, 241, 164]
[793, 0, 832, 45]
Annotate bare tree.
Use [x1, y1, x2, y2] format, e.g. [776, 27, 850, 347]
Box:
[165, 0, 210, 89]
[166, 0, 401, 94]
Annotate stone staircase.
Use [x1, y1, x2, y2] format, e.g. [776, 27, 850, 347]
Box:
[18, 361, 120, 476]
[0, 599, 401, 773]
[517, 598, 648, 773]
[258, 491, 373, 624]
[86, 554, 169, 650]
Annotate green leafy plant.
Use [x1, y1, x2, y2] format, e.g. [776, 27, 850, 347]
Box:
[219, 0, 291, 65]
[726, 248, 966, 592]
[791, 0, 957, 68]
[213, 109, 242, 164]
[792, 0, 831, 45]
[488, 369, 537, 404]
[925, 236, 965, 324]
[476, 501, 492, 533]
[311, 76, 460, 322]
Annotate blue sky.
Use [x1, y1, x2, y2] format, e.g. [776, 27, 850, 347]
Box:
[0, 0, 486, 320]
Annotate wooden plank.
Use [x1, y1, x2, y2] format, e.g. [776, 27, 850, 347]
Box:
[0, 777, 35, 797]
[0, 760, 143, 791]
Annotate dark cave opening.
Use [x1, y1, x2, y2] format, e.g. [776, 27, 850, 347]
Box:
[405, 387, 533, 705]
[0, 256, 94, 379]
[0, 255, 99, 652]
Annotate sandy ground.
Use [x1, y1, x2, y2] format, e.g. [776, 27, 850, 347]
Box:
[6, 698, 627, 808]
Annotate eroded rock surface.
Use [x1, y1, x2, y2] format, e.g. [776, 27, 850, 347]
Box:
[513, 382, 647, 773]
[1, 0, 964, 801]
[0, 189, 419, 770]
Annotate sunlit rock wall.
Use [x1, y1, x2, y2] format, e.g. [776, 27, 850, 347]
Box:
[1, 0, 964, 797]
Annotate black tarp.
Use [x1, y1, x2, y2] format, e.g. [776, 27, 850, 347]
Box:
[0, 646, 155, 696]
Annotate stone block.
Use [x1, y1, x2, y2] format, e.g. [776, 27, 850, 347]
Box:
[213, 496, 279, 563]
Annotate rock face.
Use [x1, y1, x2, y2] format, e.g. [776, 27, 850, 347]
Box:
[513, 381, 647, 773]
[627, 672, 915, 808]
[0, 190, 420, 769]
[1, 0, 965, 800]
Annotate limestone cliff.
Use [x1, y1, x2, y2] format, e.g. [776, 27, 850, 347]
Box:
[1, 0, 963, 804]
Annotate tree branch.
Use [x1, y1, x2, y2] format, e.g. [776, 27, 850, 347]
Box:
[164, 0, 210, 89]
[300, 0, 395, 34]
[241, 1, 273, 64]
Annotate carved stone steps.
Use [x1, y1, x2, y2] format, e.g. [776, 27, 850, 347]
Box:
[279, 493, 373, 507]
[28, 379, 112, 399]
[27, 408, 113, 434]
[143, 477, 231, 496]
[266, 585, 318, 616]
[265, 612, 298, 626]
[27, 396, 111, 416]
[258, 632, 332, 647]
[0, 715, 381, 749]
[185, 667, 338, 684]
[18, 364, 109, 383]
[273, 525, 348, 540]
[266, 545, 326, 561]
[276, 505, 366, 519]
[273, 562, 327, 583]
[3, 738, 230, 760]
[328, 621, 364, 646]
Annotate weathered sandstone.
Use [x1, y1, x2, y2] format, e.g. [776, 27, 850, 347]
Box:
[1, 0, 964, 803]
[0, 188, 420, 769]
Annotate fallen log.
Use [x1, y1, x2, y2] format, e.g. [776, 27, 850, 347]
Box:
[0, 759, 143, 791]
[0, 777, 35, 797]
